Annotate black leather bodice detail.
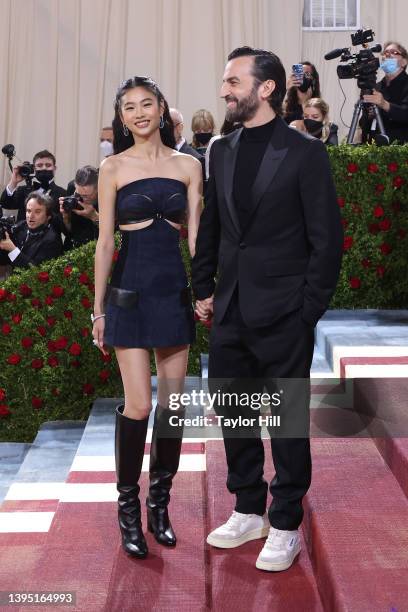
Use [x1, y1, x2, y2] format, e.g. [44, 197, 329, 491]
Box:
[116, 178, 187, 225]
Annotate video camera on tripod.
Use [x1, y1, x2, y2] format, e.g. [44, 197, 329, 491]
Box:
[325, 28, 389, 145]
[1, 144, 34, 186]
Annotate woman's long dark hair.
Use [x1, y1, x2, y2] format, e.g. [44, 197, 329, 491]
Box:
[112, 76, 176, 154]
[284, 61, 321, 119]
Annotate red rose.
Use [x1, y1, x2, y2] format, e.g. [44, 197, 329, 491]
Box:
[0, 405, 11, 417]
[37, 326, 47, 337]
[31, 358, 44, 370]
[398, 229, 407, 239]
[54, 336, 68, 350]
[388, 162, 399, 173]
[0, 288, 8, 301]
[393, 176, 405, 188]
[47, 355, 59, 367]
[12, 313, 22, 324]
[79, 273, 90, 285]
[341, 218, 349, 228]
[64, 310, 73, 319]
[376, 265, 386, 278]
[180, 226, 188, 239]
[380, 243, 392, 255]
[81, 296, 92, 309]
[367, 163, 379, 173]
[63, 266, 73, 276]
[361, 258, 371, 268]
[368, 223, 380, 234]
[392, 201, 401, 214]
[68, 343, 82, 356]
[0, 388, 6, 401]
[347, 163, 358, 173]
[37, 271, 49, 283]
[83, 383, 95, 395]
[19, 283, 32, 297]
[45, 296, 54, 306]
[349, 277, 361, 289]
[31, 397, 43, 410]
[112, 250, 119, 263]
[81, 328, 90, 338]
[46, 316, 56, 327]
[373, 205, 384, 218]
[21, 337, 34, 349]
[378, 218, 391, 231]
[2, 323, 12, 335]
[47, 340, 57, 353]
[7, 293, 16, 302]
[88, 284, 95, 293]
[343, 236, 353, 250]
[7, 354, 21, 365]
[101, 353, 112, 363]
[337, 197, 345, 208]
[375, 184, 385, 193]
[99, 369, 110, 381]
[31, 298, 42, 308]
[52, 286, 64, 298]
[70, 360, 81, 368]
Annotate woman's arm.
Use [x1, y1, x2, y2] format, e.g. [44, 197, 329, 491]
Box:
[185, 156, 203, 258]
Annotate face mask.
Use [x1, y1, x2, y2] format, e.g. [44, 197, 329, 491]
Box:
[35, 169, 54, 187]
[380, 58, 399, 74]
[100, 140, 114, 157]
[298, 75, 314, 93]
[195, 132, 213, 146]
[304, 118, 323, 136]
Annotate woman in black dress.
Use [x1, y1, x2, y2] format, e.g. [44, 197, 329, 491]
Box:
[92, 77, 202, 559]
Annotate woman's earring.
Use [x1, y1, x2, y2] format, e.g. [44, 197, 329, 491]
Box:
[123, 123, 129, 136]
[159, 115, 164, 129]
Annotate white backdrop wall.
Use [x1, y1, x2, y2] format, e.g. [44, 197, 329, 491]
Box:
[0, 0, 407, 189]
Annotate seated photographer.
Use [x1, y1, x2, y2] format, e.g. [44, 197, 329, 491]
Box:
[0, 150, 66, 221]
[60, 165, 99, 250]
[283, 62, 322, 124]
[289, 98, 338, 145]
[361, 41, 408, 144]
[0, 191, 63, 269]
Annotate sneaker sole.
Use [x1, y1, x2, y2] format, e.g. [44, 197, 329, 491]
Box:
[206, 525, 270, 549]
[255, 546, 301, 572]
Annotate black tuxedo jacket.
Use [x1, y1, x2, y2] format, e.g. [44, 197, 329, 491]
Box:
[9, 220, 63, 268]
[0, 181, 67, 222]
[192, 117, 343, 328]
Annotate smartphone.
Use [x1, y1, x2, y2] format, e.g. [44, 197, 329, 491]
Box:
[292, 63, 304, 85]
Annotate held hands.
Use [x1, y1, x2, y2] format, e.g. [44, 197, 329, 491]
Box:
[195, 295, 214, 322]
[0, 231, 16, 252]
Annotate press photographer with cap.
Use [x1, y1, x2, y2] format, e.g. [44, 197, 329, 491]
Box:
[0, 191, 63, 269]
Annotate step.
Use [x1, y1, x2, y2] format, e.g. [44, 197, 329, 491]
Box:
[205, 440, 324, 611]
[0, 443, 31, 505]
[304, 438, 408, 610]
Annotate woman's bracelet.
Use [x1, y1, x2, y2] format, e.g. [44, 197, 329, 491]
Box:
[91, 313, 106, 323]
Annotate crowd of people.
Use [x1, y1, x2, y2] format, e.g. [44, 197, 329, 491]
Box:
[1, 39, 407, 276]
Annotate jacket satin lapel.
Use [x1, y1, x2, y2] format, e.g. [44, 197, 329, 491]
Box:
[223, 128, 242, 234]
[248, 142, 288, 225]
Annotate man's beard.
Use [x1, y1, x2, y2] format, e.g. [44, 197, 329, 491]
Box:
[225, 84, 260, 123]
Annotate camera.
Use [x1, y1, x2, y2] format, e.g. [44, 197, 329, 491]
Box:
[61, 194, 84, 212]
[1, 144, 34, 185]
[17, 162, 34, 179]
[325, 28, 382, 93]
[0, 207, 16, 241]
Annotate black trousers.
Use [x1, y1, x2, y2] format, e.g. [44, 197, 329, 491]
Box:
[208, 291, 315, 531]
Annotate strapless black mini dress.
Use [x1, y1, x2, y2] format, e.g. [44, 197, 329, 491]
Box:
[103, 177, 195, 348]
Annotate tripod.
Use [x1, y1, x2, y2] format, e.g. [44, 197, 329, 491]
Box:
[347, 97, 389, 145]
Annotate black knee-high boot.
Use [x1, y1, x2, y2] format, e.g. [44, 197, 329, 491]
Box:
[146, 405, 184, 546]
[115, 405, 149, 558]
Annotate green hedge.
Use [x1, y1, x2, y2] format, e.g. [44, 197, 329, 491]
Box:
[1, 144, 408, 442]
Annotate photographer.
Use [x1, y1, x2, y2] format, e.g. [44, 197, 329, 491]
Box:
[0, 150, 66, 221]
[0, 191, 63, 269]
[361, 41, 408, 144]
[60, 165, 99, 250]
[283, 62, 322, 124]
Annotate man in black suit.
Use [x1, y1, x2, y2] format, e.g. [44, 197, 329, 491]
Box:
[170, 107, 205, 180]
[0, 191, 63, 269]
[192, 46, 343, 572]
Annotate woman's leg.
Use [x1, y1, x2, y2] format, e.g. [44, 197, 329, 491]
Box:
[114, 347, 152, 558]
[147, 345, 189, 546]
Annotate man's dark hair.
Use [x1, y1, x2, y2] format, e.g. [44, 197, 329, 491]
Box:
[24, 190, 54, 216]
[32, 150, 56, 165]
[75, 165, 99, 187]
[227, 46, 286, 115]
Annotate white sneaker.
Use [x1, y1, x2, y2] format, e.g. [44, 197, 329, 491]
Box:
[206, 511, 270, 549]
[256, 527, 301, 571]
